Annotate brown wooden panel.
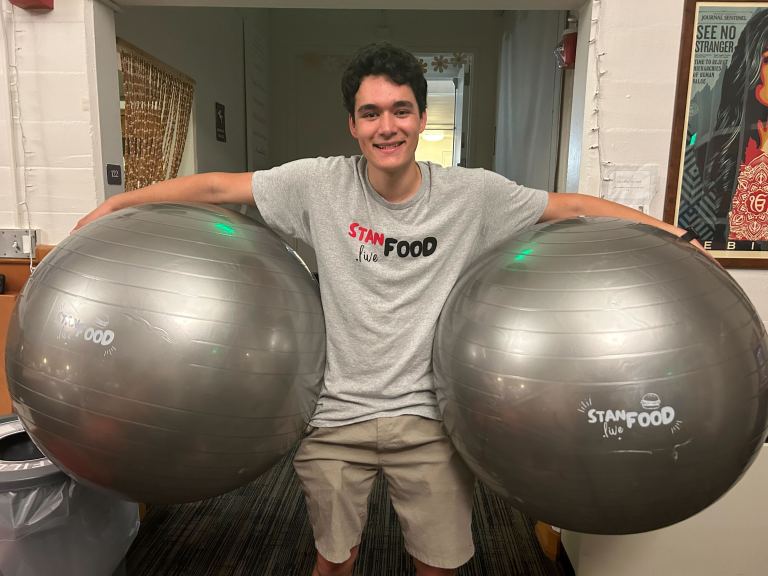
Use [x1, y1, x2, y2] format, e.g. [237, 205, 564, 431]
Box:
[0, 245, 55, 415]
[0, 295, 17, 414]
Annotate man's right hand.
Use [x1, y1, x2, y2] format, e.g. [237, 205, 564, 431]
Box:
[70, 172, 255, 234]
[73, 201, 118, 232]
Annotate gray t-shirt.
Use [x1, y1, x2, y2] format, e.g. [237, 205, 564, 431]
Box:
[252, 156, 548, 427]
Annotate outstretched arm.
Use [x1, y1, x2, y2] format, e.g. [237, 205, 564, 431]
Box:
[74, 172, 255, 230]
[539, 192, 707, 251]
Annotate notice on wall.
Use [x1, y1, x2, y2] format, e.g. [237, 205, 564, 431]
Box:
[216, 102, 227, 143]
[601, 165, 658, 214]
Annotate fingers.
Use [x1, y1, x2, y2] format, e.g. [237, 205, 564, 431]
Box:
[71, 205, 109, 234]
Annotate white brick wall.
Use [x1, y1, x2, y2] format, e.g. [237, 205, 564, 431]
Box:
[0, 2, 20, 230]
[577, 0, 684, 216]
[0, 0, 98, 243]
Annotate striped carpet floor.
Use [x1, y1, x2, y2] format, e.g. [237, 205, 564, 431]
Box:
[123, 450, 571, 576]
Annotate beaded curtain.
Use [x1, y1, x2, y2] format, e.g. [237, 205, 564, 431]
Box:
[118, 40, 195, 191]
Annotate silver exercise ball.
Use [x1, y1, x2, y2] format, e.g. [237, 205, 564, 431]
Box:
[433, 217, 768, 534]
[6, 203, 324, 504]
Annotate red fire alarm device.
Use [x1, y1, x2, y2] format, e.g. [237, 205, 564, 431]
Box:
[9, 0, 53, 10]
[555, 29, 577, 70]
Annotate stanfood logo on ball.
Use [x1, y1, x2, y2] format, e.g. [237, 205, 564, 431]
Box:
[577, 393, 684, 440]
[57, 311, 117, 357]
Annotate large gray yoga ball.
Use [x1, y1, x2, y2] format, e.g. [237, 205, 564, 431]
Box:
[6, 203, 324, 504]
[434, 217, 768, 534]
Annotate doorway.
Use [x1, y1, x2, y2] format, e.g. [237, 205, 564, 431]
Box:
[415, 51, 472, 167]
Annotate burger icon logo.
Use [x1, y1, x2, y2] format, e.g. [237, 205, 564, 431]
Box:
[640, 393, 661, 410]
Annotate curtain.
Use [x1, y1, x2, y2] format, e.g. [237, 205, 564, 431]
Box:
[494, 12, 565, 191]
[117, 39, 195, 191]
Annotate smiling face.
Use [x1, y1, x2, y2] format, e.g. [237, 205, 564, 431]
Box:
[348, 75, 427, 180]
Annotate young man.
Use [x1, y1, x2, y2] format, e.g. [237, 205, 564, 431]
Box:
[76, 43, 699, 576]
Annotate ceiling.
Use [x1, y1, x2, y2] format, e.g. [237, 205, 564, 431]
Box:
[113, 0, 585, 10]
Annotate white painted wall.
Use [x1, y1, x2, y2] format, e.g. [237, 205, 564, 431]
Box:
[0, 2, 19, 229]
[562, 447, 768, 576]
[114, 6, 255, 175]
[0, 0, 101, 242]
[577, 0, 683, 208]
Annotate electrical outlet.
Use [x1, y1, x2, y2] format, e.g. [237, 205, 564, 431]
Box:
[0, 229, 39, 258]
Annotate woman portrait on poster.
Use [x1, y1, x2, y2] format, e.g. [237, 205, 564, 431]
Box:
[703, 8, 768, 246]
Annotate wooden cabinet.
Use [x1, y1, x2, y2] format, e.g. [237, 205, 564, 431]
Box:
[0, 246, 54, 414]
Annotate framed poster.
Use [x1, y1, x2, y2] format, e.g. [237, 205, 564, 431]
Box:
[665, 0, 768, 267]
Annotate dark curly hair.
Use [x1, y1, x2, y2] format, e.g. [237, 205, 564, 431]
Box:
[341, 43, 427, 118]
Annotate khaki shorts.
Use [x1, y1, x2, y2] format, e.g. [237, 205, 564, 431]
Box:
[293, 415, 475, 569]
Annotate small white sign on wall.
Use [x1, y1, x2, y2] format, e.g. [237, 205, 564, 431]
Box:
[601, 165, 658, 214]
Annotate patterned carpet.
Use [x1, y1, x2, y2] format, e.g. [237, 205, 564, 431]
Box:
[122, 450, 572, 576]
